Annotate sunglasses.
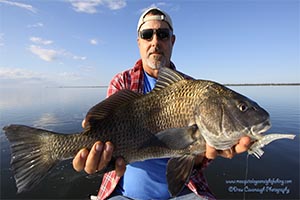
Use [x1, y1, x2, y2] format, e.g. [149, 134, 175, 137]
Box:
[139, 28, 172, 41]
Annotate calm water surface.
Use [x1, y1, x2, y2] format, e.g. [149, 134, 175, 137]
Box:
[0, 86, 299, 199]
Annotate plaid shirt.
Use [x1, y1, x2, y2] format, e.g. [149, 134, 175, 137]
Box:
[98, 59, 216, 200]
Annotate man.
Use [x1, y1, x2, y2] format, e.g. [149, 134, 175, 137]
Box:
[73, 7, 251, 199]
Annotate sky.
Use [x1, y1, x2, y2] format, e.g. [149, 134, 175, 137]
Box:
[0, 0, 299, 87]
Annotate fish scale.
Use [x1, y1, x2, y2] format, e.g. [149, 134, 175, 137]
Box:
[3, 67, 295, 197]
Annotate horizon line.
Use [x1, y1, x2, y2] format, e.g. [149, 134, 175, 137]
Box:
[51, 83, 300, 88]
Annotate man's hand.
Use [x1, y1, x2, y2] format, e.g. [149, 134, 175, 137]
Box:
[194, 136, 252, 166]
[205, 136, 252, 159]
[72, 141, 126, 177]
[72, 120, 126, 177]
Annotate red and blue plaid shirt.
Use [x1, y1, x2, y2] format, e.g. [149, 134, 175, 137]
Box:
[98, 59, 216, 200]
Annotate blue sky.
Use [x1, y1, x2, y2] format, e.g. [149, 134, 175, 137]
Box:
[0, 0, 299, 87]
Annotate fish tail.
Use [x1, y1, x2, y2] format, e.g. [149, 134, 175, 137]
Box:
[3, 124, 62, 193]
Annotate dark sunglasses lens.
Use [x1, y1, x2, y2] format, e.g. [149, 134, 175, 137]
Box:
[157, 29, 170, 40]
[140, 29, 154, 40]
[140, 29, 171, 40]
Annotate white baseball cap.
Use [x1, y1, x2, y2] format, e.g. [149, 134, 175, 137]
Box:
[137, 7, 173, 32]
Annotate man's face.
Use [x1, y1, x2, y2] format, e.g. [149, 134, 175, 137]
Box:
[137, 17, 175, 74]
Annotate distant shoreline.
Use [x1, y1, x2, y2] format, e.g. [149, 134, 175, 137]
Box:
[224, 83, 300, 86]
[53, 83, 300, 88]
[54, 86, 108, 88]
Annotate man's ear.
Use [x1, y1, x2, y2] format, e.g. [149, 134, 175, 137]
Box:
[137, 37, 141, 48]
[171, 34, 176, 46]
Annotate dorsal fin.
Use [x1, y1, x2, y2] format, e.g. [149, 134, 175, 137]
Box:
[153, 67, 185, 92]
[85, 89, 142, 128]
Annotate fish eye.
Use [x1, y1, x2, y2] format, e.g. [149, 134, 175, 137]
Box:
[238, 103, 248, 112]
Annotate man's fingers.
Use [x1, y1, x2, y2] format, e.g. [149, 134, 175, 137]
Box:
[204, 136, 252, 160]
[218, 149, 234, 159]
[235, 136, 252, 154]
[73, 148, 88, 172]
[205, 144, 235, 159]
[82, 119, 86, 128]
[115, 157, 126, 177]
[97, 142, 114, 171]
[84, 141, 103, 174]
[205, 144, 218, 159]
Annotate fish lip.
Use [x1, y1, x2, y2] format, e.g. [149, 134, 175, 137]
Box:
[250, 119, 271, 136]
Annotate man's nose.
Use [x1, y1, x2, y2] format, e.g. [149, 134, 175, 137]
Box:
[151, 34, 160, 46]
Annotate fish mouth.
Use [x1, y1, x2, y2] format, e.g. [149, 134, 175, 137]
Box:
[250, 119, 271, 136]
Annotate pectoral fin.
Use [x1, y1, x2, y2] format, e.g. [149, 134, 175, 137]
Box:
[166, 155, 195, 197]
[155, 125, 199, 149]
[139, 125, 199, 150]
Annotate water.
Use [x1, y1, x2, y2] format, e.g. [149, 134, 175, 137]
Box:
[204, 86, 300, 200]
[0, 86, 299, 199]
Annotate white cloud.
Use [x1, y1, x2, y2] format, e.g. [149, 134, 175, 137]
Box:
[28, 44, 86, 62]
[69, 0, 126, 14]
[61, 50, 86, 61]
[29, 45, 58, 62]
[0, 67, 43, 80]
[79, 66, 95, 72]
[0, 67, 54, 88]
[0, 33, 4, 46]
[105, 0, 126, 10]
[27, 22, 44, 28]
[0, 67, 86, 87]
[90, 38, 98, 45]
[69, 0, 100, 14]
[28, 37, 86, 62]
[72, 55, 86, 60]
[58, 72, 82, 81]
[30, 37, 53, 45]
[0, 0, 37, 13]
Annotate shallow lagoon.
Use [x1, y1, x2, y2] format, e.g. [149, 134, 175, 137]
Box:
[0, 86, 299, 199]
